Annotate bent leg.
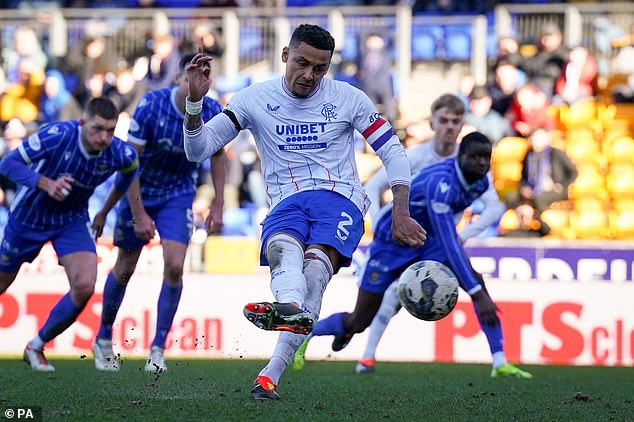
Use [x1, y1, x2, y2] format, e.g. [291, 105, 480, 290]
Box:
[37, 252, 97, 344]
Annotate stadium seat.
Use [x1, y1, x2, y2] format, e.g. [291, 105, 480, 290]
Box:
[573, 197, 605, 212]
[570, 210, 610, 239]
[540, 208, 572, 239]
[569, 171, 608, 200]
[559, 99, 597, 130]
[606, 172, 634, 199]
[411, 25, 440, 61]
[609, 210, 634, 239]
[498, 209, 519, 234]
[444, 26, 471, 61]
[605, 136, 634, 165]
[566, 138, 601, 165]
[493, 137, 529, 164]
[611, 198, 634, 213]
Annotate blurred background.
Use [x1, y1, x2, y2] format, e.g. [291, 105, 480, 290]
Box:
[0, 1, 633, 365]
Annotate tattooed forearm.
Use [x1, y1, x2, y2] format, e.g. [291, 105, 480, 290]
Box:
[185, 112, 203, 131]
[391, 184, 411, 215]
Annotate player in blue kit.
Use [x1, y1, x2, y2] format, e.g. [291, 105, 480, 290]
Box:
[0, 97, 139, 371]
[308, 131, 531, 378]
[184, 24, 426, 399]
[92, 54, 225, 373]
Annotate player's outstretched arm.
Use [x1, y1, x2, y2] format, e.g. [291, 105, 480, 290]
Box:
[391, 184, 426, 247]
[206, 149, 226, 235]
[184, 49, 213, 132]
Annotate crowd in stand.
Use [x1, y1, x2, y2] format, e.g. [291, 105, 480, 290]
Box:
[0, 12, 632, 241]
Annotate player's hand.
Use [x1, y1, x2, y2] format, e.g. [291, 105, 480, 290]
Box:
[471, 289, 500, 326]
[205, 199, 223, 235]
[92, 211, 107, 239]
[47, 175, 75, 201]
[391, 212, 426, 247]
[186, 47, 213, 102]
[132, 212, 155, 242]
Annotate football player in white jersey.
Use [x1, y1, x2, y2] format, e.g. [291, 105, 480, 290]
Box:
[183, 24, 426, 400]
[292, 94, 531, 379]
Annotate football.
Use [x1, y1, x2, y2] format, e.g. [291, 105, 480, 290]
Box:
[398, 260, 459, 321]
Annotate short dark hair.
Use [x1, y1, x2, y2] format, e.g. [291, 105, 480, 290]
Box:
[289, 24, 335, 54]
[180, 53, 196, 73]
[459, 131, 491, 155]
[85, 97, 118, 120]
[431, 94, 465, 116]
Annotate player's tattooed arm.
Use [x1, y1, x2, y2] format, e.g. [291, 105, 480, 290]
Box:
[184, 112, 203, 131]
[391, 184, 427, 247]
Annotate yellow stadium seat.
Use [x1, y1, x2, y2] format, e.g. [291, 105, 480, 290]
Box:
[569, 171, 607, 200]
[610, 210, 634, 239]
[573, 197, 605, 212]
[540, 208, 571, 238]
[498, 209, 520, 234]
[606, 172, 634, 199]
[570, 210, 610, 239]
[606, 136, 634, 164]
[612, 198, 634, 213]
[566, 139, 601, 165]
[560, 99, 597, 130]
[493, 137, 529, 164]
[492, 161, 523, 183]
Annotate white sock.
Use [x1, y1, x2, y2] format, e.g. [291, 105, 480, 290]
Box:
[302, 248, 333, 319]
[30, 335, 46, 350]
[266, 234, 306, 306]
[492, 351, 507, 369]
[362, 281, 401, 361]
[260, 332, 306, 384]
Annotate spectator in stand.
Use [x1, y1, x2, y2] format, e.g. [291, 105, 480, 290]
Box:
[182, 23, 225, 59]
[38, 69, 83, 124]
[145, 34, 181, 92]
[505, 83, 556, 137]
[554, 45, 598, 105]
[522, 22, 568, 99]
[1, 26, 47, 85]
[487, 36, 526, 86]
[0, 58, 45, 125]
[357, 33, 397, 122]
[610, 24, 634, 103]
[488, 61, 524, 116]
[506, 128, 577, 225]
[456, 71, 476, 111]
[106, 62, 147, 118]
[464, 85, 513, 145]
[62, 30, 122, 107]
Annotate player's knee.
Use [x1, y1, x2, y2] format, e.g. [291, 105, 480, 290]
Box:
[163, 262, 184, 283]
[71, 280, 96, 304]
[266, 233, 304, 270]
[346, 312, 373, 334]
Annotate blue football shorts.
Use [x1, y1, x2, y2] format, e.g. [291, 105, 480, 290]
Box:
[114, 193, 195, 250]
[359, 233, 458, 294]
[260, 190, 364, 267]
[0, 217, 95, 273]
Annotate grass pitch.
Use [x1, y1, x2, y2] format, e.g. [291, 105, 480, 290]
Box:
[1, 357, 632, 421]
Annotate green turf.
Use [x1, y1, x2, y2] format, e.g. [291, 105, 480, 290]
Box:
[0, 357, 632, 421]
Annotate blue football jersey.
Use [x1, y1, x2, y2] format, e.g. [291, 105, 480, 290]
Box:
[10, 120, 138, 230]
[128, 87, 222, 200]
[372, 158, 489, 292]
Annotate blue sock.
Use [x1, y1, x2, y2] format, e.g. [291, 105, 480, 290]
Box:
[312, 312, 347, 337]
[97, 272, 128, 340]
[152, 280, 183, 349]
[473, 301, 504, 354]
[38, 293, 84, 342]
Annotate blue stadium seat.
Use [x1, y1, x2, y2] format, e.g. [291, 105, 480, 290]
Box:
[411, 25, 441, 61]
[445, 25, 471, 61]
[239, 26, 264, 60]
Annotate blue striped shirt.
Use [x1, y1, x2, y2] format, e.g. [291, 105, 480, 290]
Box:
[128, 87, 222, 200]
[375, 158, 489, 292]
[10, 120, 138, 230]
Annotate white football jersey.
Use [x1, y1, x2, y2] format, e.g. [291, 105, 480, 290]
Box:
[222, 77, 409, 213]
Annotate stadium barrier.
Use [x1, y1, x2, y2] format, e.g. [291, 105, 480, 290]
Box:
[0, 237, 632, 367]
